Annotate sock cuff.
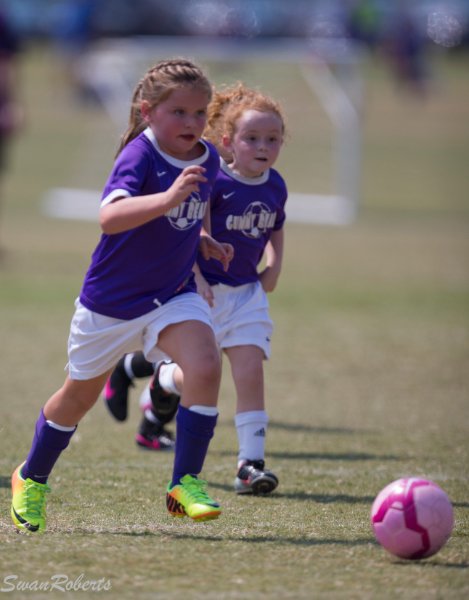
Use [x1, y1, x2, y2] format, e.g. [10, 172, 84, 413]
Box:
[42, 409, 76, 432]
[189, 405, 218, 417]
[46, 420, 76, 432]
[176, 405, 218, 443]
[235, 410, 268, 427]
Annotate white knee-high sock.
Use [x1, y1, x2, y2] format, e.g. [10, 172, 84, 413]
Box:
[235, 410, 268, 468]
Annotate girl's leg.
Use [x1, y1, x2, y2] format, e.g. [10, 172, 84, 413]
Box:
[21, 372, 110, 483]
[12, 372, 111, 532]
[157, 320, 221, 409]
[225, 345, 278, 495]
[225, 345, 267, 464]
[45, 372, 111, 425]
[225, 345, 265, 414]
[124, 351, 155, 378]
[135, 361, 183, 452]
[105, 352, 154, 422]
[158, 321, 221, 506]
[158, 361, 184, 395]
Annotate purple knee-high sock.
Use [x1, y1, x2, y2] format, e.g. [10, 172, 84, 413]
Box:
[171, 405, 217, 487]
[21, 410, 76, 484]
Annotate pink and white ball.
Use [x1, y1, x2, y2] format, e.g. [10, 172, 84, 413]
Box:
[371, 478, 454, 559]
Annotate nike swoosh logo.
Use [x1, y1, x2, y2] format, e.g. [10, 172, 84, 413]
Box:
[157, 171, 167, 177]
[222, 192, 235, 199]
[12, 506, 40, 531]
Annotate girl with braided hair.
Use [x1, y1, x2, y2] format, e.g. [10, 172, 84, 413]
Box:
[11, 58, 233, 532]
[107, 82, 288, 495]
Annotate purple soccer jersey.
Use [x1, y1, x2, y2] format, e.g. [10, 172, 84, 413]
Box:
[198, 159, 287, 286]
[80, 128, 219, 319]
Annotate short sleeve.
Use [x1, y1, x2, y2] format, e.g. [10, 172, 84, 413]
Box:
[101, 142, 152, 203]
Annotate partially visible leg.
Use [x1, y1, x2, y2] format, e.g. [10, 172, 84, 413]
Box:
[150, 362, 182, 422]
[226, 345, 265, 414]
[136, 361, 181, 451]
[158, 320, 222, 521]
[104, 352, 154, 421]
[225, 345, 278, 495]
[226, 344, 266, 465]
[127, 352, 155, 378]
[12, 372, 110, 532]
[158, 361, 184, 396]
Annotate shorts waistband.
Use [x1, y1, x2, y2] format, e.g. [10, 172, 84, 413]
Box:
[212, 281, 258, 295]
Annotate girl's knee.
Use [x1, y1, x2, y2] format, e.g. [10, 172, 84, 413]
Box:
[189, 350, 221, 386]
[202, 350, 222, 379]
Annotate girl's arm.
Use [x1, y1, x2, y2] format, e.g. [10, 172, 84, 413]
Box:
[199, 197, 234, 271]
[199, 234, 234, 272]
[99, 165, 207, 234]
[193, 262, 214, 307]
[201, 199, 212, 235]
[259, 228, 284, 293]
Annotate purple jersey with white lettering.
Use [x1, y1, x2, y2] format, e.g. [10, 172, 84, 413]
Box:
[198, 160, 287, 286]
[80, 128, 219, 319]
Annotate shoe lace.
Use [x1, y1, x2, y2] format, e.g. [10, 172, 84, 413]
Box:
[23, 480, 50, 519]
[183, 477, 213, 504]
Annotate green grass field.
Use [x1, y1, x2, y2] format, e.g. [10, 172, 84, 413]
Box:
[0, 45, 468, 599]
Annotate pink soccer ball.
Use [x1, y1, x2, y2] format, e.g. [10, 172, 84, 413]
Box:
[371, 478, 454, 559]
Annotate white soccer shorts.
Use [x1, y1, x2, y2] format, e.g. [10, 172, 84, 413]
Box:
[211, 281, 273, 359]
[67, 293, 212, 380]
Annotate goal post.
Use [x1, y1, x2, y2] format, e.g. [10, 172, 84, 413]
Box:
[44, 35, 364, 226]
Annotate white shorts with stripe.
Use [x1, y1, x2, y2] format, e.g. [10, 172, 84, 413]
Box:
[67, 293, 212, 380]
[211, 281, 273, 359]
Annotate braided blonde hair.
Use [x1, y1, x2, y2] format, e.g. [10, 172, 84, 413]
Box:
[116, 58, 213, 156]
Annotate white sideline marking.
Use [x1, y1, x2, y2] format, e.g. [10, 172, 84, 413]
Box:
[42, 188, 354, 226]
[42, 188, 100, 221]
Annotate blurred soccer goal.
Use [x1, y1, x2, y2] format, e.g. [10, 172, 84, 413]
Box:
[43, 36, 363, 226]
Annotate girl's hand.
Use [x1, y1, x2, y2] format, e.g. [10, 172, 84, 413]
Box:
[100, 166, 208, 235]
[199, 235, 234, 272]
[194, 270, 215, 307]
[167, 165, 207, 208]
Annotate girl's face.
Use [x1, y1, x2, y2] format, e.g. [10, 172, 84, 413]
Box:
[224, 109, 284, 178]
[142, 87, 210, 160]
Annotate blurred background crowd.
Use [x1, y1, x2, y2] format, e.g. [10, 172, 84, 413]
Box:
[1, 0, 467, 105]
[0, 0, 467, 45]
[1, 0, 468, 49]
[1, 0, 467, 117]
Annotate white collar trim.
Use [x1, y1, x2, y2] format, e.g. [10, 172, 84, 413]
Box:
[220, 158, 269, 186]
[144, 127, 209, 167]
